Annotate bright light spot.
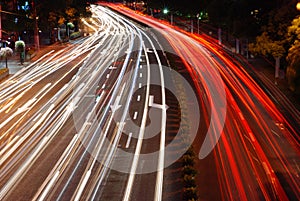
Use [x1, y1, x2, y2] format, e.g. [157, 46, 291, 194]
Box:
[163, 8, 169, 14]
[297, 2, 300, 11]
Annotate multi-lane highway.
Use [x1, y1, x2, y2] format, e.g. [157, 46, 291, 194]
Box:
[0, 3, 299, 201]
[0, 5, 196, 201]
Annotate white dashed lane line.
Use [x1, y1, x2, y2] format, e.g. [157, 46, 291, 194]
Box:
[125, 132, 133, 148]
[133, 111, 138, 120]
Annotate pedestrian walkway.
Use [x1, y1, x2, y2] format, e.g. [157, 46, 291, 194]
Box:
[237, 55, 300, 111]
[0, 42, 67, 75]
[0, 53, 29, 74]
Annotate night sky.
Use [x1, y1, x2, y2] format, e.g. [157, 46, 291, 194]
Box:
[146, 0, 285, 14]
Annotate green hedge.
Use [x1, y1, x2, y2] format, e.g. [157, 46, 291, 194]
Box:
[70, 31, 82, 40]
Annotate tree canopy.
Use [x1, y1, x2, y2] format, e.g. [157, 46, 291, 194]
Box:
[249, 0, 300, 92]
[286, 16, 300, 92]
[1, 0, 91, 34]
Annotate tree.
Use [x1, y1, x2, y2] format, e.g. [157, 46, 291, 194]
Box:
[249, 0, 299, 86]
[249, 32, 285, 82]
[286, 17, 300, 92]
[15, 40, 25, 64]
[205, 0, 268, 38]
[0, 47, 13, 68]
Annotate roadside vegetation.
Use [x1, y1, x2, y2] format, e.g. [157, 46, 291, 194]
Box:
[249, 1, 300, 93]
[164, 51, 199, 201]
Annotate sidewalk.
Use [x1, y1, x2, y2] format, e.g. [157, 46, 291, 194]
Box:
[0, 59, 30, 75]
[0, 42, 68, 75]
[242, 56, 300, 111]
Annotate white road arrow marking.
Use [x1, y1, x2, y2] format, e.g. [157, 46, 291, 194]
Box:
[110, 83, 126, 113]
[149, 95, 169, 110]
[109, 66, 117, 70]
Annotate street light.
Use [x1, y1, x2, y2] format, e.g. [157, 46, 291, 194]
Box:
[163, 8, 173, 25]
[163, 8, 168, 14]
[297, 2, 300, 11]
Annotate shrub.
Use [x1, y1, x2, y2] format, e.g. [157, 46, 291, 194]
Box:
[0, 47, 13, 58]
[182, 165, 197, 176]
[183, 174, 196, 188]
[15, 40, 25, 52]
[183, 187, 198, 201]
[70, 31, 82, 39]
[182, 154, 195, 166]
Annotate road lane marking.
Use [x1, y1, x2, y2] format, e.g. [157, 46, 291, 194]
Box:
[125, 132, 133, 148]
[146, 48, 153, 53]
[138, 83, 142, 88]
[110, 84, 126, 113]
[140, 73, 143, 78]
[137, 95, 141, 102]
[123, 40, 151, 201]
[102, 84, 106, 89]
[133, 112, 138, 120]
[140, 65, 142, 69]
[106, 74, 110, 79]
[271, 129, 280, 137]
[149, 95, 169, 110]
[249, 153, 259, 163]
[109, 66, 117, 70]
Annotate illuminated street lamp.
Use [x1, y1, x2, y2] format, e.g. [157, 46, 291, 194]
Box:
[163, 8, 173, 25]
[297, 2, 300, 10]
[163, 8, 168, 14]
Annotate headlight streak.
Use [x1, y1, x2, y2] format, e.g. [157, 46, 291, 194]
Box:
[0, 15, 121, 198]
[23, 5, 141, 201]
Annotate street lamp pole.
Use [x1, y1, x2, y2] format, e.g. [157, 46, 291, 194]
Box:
[33, 0, 39, 50]
[196, 14, 199, 34]
[0, 3, 2, 39]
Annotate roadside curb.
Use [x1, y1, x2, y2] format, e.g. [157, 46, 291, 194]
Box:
[0, 68, 9, 81]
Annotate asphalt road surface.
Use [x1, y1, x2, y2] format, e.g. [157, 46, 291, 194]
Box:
[0, 4, 299, 201]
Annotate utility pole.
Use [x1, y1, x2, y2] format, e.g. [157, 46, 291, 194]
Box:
[196, 14, 200, 34]
[33, 0, 39, 50]
[218, 28, 222, 45]
[0, 3, 2, 40]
